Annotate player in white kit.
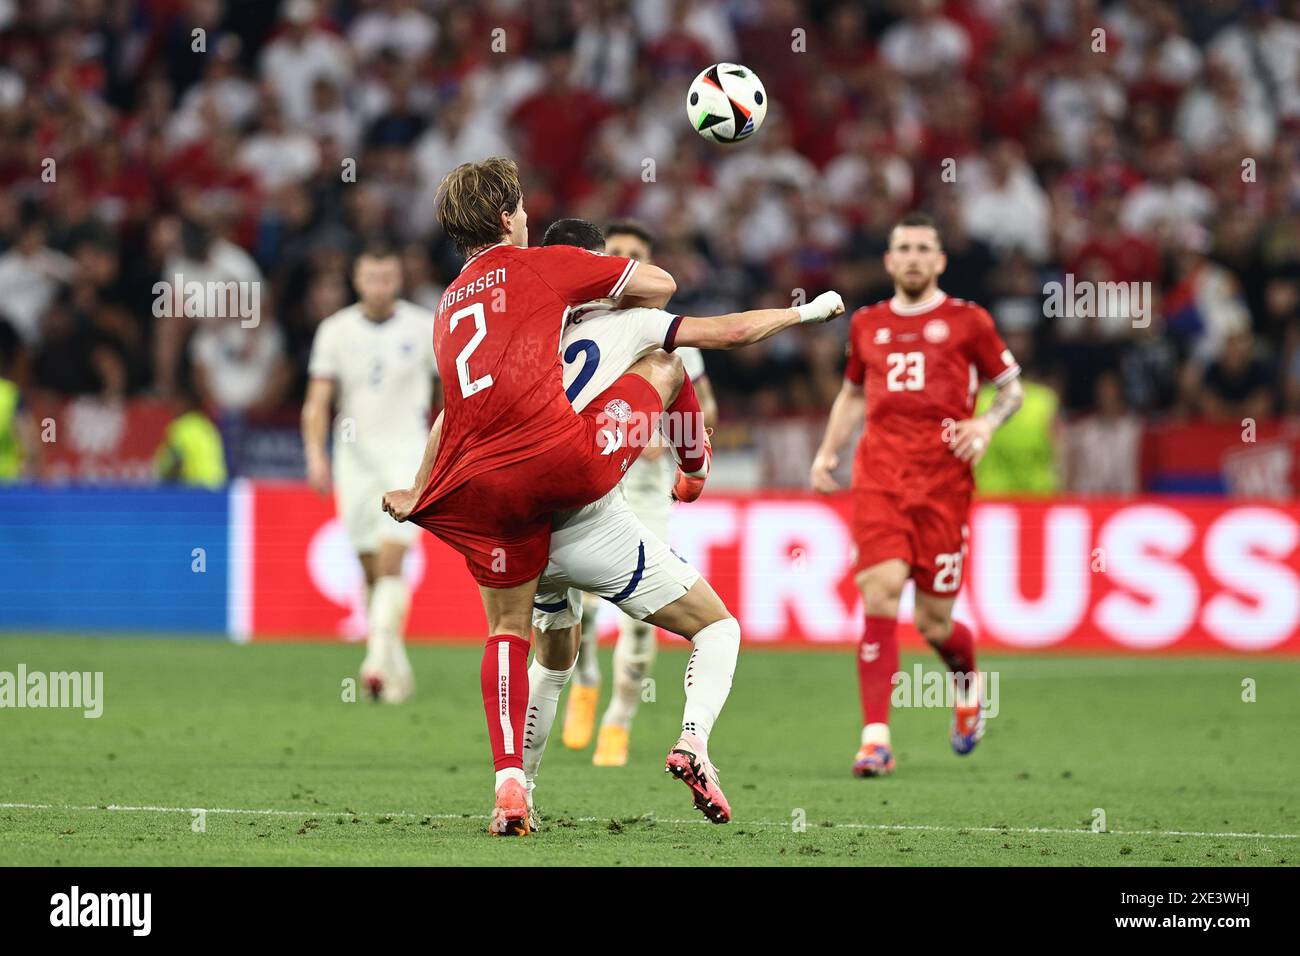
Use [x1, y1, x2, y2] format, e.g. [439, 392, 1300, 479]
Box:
[302, 246, 438, 703]
[516, 218, 844, 824]
[560, 222, 718, 767]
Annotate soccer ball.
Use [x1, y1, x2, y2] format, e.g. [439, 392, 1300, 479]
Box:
[686, 63, 768, 144]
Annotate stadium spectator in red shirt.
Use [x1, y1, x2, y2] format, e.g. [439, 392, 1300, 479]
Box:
[510, 51, 613, 202]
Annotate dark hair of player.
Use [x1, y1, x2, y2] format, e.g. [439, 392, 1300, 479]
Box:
[604, 219, 655, 253]
[434, 156, 523, 256]
[541, 218, 605, 252]
[890, 211, 943, 250]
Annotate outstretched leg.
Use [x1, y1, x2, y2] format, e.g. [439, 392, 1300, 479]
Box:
[645, 578, 740, 823]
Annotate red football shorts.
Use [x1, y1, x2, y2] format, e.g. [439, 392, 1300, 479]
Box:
[850, 490, 971, 597]
[411, 372, 663, 588]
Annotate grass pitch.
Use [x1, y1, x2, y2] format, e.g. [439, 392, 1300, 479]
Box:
[0, 636, 1295, 866]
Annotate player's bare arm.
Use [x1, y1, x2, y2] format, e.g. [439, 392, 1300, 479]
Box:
[615, 261, 677, 309]
[660, 288, 843, 462]
[382, 409, 444, 522]
[301, 377, 335, 496]
[810, 378, 865, 494]
[950, 375, 1024, 465]
[674, 291, 844, 350]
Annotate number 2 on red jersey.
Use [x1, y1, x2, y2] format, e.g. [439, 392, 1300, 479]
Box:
[449, 302, 494, 398]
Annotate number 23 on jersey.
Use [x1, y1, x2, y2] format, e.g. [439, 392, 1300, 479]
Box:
[885, 351, 925, 391]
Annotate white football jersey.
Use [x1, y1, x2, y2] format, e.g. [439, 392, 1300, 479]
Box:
[560, 302, 706, 412]
[553, 302, 708, 531]
[307, 299, 437, 467]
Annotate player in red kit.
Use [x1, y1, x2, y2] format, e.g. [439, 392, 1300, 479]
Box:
[381, 158, 710, 835]
[811, 213, 1024, 777]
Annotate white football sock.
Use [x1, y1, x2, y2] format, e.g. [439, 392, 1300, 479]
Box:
[368, 575, 410, 661]
[573, 602, 601, 687]
[603, 616, 656, 730]
[862, 722, 891, 747]
[495, 767, 526, 792]
[522, 659, 574, 784]
[680, 617, 740, 748]
[362, 581, 379, 662]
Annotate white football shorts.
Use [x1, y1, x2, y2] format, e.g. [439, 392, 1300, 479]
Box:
[334, 443, 423, 553]
[532, 491, 700, 632]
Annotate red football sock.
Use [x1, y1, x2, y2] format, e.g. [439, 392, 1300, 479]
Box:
[931, 620, 977, 677]
[858, 615, 898, 726]
[665, 373, 706, 475]
[480, 635, 530, 771]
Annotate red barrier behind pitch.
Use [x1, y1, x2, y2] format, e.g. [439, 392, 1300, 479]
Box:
[235, 484, 1300, 654]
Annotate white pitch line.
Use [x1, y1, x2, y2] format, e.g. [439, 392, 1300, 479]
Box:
[0, 802, 1294, 840]
[751, 821, 1300, 840]
[985, 660, 1291, 680]
[0, 802, 445, 820]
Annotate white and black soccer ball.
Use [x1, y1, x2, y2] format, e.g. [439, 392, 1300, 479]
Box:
[686, 63, 768, 144]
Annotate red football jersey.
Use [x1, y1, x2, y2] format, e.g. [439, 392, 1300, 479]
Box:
[415, 242, 640, 509]
[845, 291, 1019, 497]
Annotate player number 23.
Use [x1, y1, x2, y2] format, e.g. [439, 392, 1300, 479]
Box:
[449, 302, 494, 398]
[933, 550, 963, 593]
[885, 351, 925, 391]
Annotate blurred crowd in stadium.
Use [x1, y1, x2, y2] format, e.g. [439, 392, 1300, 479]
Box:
[0, 0, 1298, 492]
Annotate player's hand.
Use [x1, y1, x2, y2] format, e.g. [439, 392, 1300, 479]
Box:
[796, 291, 845, 324]
[810, 450, 841, 493]
[950, 417, 994, 464]
[306, 454, 331, 496]
[382, 488, 419, 522]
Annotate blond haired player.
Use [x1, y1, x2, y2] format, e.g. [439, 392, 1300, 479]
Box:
[560, 221, 718, 767]
[380, 158, 697, 836]
[302, 246, 438, 703]
[388, 216, 844, 828]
